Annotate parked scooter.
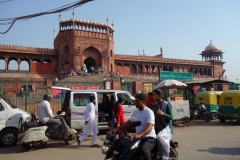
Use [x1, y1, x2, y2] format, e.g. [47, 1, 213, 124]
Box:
[193, 103, 212, 122]
[100, 121, 178, 160]
[18, 112, 77, 151]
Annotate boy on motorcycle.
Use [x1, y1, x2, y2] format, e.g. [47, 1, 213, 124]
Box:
[114, 93, 156, 160]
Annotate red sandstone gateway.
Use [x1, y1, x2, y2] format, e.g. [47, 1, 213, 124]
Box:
[0, 16, 225, 97]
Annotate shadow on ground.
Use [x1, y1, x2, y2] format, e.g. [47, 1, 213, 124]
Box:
[198, 147, 240, 156]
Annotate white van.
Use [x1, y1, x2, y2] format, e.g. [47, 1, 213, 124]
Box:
[49, 87, 136, 130]
[0, 94, 31, 147]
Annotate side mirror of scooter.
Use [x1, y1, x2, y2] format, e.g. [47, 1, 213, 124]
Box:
[59, 111, 66, 117]
[57, 111, 62, 115]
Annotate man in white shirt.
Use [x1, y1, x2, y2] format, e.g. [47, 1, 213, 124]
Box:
[115, 93, 156, 160]
[38, 93, 61, 136]
[77, 95, 99, 147]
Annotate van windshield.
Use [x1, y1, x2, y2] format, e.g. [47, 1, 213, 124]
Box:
[0, 94, 17, 108]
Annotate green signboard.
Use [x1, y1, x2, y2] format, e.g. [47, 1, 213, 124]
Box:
[160, 71, 193, 81]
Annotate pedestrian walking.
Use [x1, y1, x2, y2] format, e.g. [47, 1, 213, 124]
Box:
[77, 95, 99, 147]
[32, 81, 36, 92]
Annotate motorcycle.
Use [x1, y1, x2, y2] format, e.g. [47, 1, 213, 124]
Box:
[18, 111, 77, 151]
[193, 104, 212, 122]
[100, 121, 178, 160]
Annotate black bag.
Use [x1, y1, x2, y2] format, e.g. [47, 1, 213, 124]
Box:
[151, 103, 167, 134]
[108, 113, 117, 129]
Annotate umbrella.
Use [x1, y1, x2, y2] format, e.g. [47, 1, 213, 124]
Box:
[154, 80, 187, 90]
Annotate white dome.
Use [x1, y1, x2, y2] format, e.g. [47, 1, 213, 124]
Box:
[205, 40, 219, 51]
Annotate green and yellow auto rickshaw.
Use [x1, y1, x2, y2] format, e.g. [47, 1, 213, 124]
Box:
[218, 90, 240, 123]
[194, 91, 222, 120]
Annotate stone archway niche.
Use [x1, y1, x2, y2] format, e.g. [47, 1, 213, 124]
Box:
[84, 57, 96, 72]
[82, 46, 102, 71]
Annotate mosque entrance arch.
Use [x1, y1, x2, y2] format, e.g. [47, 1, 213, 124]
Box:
[83, 46, 102, 71]
[84, 57, 96, 72]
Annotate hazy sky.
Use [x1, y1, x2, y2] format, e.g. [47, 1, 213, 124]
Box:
[0, 0, 239, 82]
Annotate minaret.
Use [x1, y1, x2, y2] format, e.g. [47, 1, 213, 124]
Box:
[160, 47, 163, 57]
[53, 28, 56, 39]
[106, 16, 109, 34]
[59, 12, 62, 31]
[72, 9, 75, 29]
[53, 27, 56, 47]
[111, 21, 114, 29]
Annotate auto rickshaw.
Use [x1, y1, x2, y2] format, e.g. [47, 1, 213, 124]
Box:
[194, 91, 222, 120]
[218, 90, 240, 123]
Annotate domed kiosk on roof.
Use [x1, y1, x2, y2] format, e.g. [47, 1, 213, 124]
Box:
[200, 40, 224, 63]
[205, 40, 219, 51]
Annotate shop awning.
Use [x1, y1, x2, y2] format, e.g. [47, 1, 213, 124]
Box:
[186, 79, 233, 85]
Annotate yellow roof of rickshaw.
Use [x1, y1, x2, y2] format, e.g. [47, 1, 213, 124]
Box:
[196, 91, 222, 96]
[221, 90, 240, 96]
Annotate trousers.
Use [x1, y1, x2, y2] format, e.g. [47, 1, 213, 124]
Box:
[139, 137, 156, 160]
[156, 126, 172, 160]
[79, 132, 97, 146]
[46, 118, 61, 136]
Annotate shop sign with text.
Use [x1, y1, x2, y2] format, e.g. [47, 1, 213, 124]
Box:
[160, 71, 192, 81]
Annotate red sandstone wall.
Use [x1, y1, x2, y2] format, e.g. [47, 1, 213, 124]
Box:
[115, 66, 130, 76]
[133, 81, 143, 95]
[31, 62, 42, 72]
[116, 66, 122, 74]
[220, 84, 228, 91]
[42, 63, 53, 73]
[112, 80, 121, 90]
[122, 66, 130, 76]
[31, 62, 53, 73]
[213, 64, 223, 78]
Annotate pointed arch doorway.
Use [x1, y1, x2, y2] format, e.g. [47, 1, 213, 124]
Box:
[84, 57, 96, 72]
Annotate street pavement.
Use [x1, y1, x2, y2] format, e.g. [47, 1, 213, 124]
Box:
[1, 120, 240, 160]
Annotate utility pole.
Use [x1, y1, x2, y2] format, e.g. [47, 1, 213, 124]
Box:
[236, 79, 239, 90]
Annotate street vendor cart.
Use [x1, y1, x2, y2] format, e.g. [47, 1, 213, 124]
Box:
[154, 80, 190, 126]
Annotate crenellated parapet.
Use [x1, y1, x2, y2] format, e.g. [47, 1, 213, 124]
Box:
[114, 54, 212, 65]
[59, 18, 114, 37]
[0, 44, 56, 54]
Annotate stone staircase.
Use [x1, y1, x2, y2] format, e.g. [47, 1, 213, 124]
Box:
[58, 73, 214, 84]
[59, 73, 160, 83]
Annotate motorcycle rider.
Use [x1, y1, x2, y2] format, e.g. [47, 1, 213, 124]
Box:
[114, 93, 156, 160]
[199, 101, 207, 112]
[38, 93, 61, 136]
[149, 89, 173, 160]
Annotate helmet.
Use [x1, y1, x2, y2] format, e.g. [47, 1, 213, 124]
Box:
[43, 93, 52, 101]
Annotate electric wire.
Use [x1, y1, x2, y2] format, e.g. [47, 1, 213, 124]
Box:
[0, 0, 93, 34]
[0, 0, 13, 4]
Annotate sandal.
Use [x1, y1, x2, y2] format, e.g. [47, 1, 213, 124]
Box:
[91, 144, 100, 148]
[77, 138, 81, 146]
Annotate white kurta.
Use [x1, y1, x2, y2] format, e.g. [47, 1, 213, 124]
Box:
[82, 102, 99, 135]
